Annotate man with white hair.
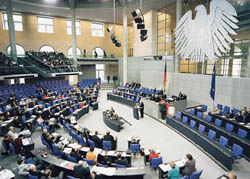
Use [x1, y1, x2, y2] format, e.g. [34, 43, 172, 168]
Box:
[73, 160, 90, 179]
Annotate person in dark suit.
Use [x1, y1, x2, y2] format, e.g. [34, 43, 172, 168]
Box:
[99, 156, 111, 167]
[115, 153, 129, 167]
[234, 111, 243, 123]
[91, 131, 102, 148]
[155, 95, 161, 103]
[103, 131, 114, 142]
[73, 161, 90, 179]
[70, 148, 83, 162]
[107, 76, 110, 83]
[159, 100, 166, 120]
[226, 109, 234, 119]
[12, 116, 26, 131]
[29, 164, 48, 178]
[182, 154, 196, 177]
[139, 101, 144, 118]
[245, 108, 250, 124]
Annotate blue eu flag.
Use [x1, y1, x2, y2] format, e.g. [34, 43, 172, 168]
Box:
[210, 63, 216, 100]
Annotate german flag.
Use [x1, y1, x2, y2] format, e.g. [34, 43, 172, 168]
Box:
[163, 62, 167, 90]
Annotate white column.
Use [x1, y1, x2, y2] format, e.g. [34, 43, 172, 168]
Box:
[175, 0, 182, 73]
[70, 0, 77, 64]
[123, 6, 128, 84]
[6, 0, 17, 62]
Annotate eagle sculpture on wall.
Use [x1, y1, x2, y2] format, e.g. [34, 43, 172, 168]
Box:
[175, 0, 238, 62]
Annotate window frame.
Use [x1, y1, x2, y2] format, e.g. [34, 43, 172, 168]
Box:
[66, 19, 81, 35]
[37, 16, 54, 33]
[39, 45, 55, 52]
[2, 11, 23, 31]
[67, 46, 81, 58]
[6, 44, 25, 57]
[91, 22, 104, 37]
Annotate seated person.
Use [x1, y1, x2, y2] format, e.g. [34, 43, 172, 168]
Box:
[17, 158, 33, 176]
[164, 161, 181, 179]
[182, 154, 196, 177]
[13, 134, 25, 154]
[86, 147, 97, 164]
[149, 149, 159, 162]
[12, 116, 26, 131]
[226, 109, 234, 119]
[7, 126, 18, 141]
[150, 94, 156, 101]
[241, 107, 248, 117]
[2, 135, 11, 154]
[73, 160, 90, 179]
[115, 153, 129, 167]
[103, 131, 114, 142]
[234, 111, 243, 123]
[29, 164, 48, 178]
[228, 171, 237, 179]
[91, 131, 102, 148]
[70, 148, 83, 162]
[245, 108, 250, 124]
[211, 107, 221, 115]
[99, 156, 111, 167]
[155, 95, 161, 103]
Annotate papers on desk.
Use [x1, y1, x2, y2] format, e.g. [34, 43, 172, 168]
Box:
[175, 159, 187, 168]
[121, 152, 127, 157]
[96, 167, 116, 176]
[159, 164, 172, 172]
[61, 139, 69, 146]
[107, 151, 115, 156]
[19, 130, 31, 137]
[196, 107, 202, 109]
[22, 138, 32, 146]
[60, 161, 75, 170]
[144, 149, 150, 156]
[94, 148, 103, 155]
[239, 122, 245, 125]
[80, 147, 90, 152]
[0, 169, 15, 179]
[68, 143, 81, 149]
[63, 147, 72, 154]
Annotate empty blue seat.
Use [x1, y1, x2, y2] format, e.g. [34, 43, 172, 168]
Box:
[189, 109, 195, 115]
[232, 144, 243, 159]
[232, 108, 239, 115]
[217, 104, 223, 110]
[198, 124, 205, 134]
[102, 140, 112, 150]
[208, 130, 216, 140]
[190, 120, 196, 128]
[67, 155, 77, 163]
[222, 106, 230, 115]
[190, 170, 203, 179]
[226, 123, 234, 132]
[116, 164, 126, 168]
[151, 157, 163, 169]
[176, 112, 181, 120]
[197, 112, 203, 118]
[219, 136, 229, 148]
[88, 139, 95, 148]
[182, 116, 188, 123]
[215, 119, 222, 127]
[202, 105, 207, 112]
[205, 115, 212, 122]
[130, 144, 140, 155]
[238, 129, 247, 139]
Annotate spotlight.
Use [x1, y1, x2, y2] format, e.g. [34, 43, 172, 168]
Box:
[140, 35, 148, 42]
[140, 29, 147, 36]
[137, 23, 145, 29]
[115, 42, 121, 47]
[131, 8, 141, 18]
[135, 17, 143, 24]
[107, 27, 113, 32]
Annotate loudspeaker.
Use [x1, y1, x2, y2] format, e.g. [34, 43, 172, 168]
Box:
[137, 23, 145, 29]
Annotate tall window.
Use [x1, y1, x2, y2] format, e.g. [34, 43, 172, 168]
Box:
[2, 12, 23, 31]
[7, 44, 25, 57]
[40, 45, 55, 52]
[221, 59, 230, 76]
[96, 64, 105, 81]
[232, 59, 242, 77]
[68, 47, 81, 58]
[91, 22, 104, 37]
[66, 20, 81, 35]
[92, 48, 104, 58]
[37, 17, 54, 33]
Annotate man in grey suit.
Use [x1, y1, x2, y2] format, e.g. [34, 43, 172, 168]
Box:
[183, 154, 196, 177]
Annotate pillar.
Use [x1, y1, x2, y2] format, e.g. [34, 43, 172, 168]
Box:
[246, 39, 250, 78]
[69, 0, 77, 64]
[123, 6, 128, 84]
[6, 0, 17, 62]
[175, 0, 182, 73]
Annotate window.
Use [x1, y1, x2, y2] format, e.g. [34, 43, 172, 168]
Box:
[6, 44, 25, 57]
[40, 45, 55, 52]
[66, 20, 81, 35]
[68, 47, 81, 58]
[92, 48, 104, 58]
[221, 59, 229, 76]
[96, 64, 105, 81]
[232, 59, 242, 77]
[91, 22, 104, 37]
[2, 12, 23, 31]
[37, 17, 54, 33]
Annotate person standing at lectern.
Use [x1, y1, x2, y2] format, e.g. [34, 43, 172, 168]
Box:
[159, 100, 166, 120]
[139, 101, 144, 118]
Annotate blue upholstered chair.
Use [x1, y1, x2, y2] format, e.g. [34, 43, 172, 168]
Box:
[182, 116, 188, 123]
[198, 124, 205, 134]
[116, 164, 126, 168]
[151, 157, 163, 169]
[225, 123, 234, 132]
[28, 174, 38, 179]
[219, 136, 229, 148]
[189, 109, 195, 115]
[190, 170, 203, 179]
[232, 144, 243, 159]
[190, 120, 196, 128]
[67, 155, 78, 163]
[97, 163, 108, 167]
[197, 112, 202, 118]
[88, 139, 96, 148]
[102, 140, 112, 150]
[238, 128, 247, 139]
[215, 119, 222, 127]
[208, 130, 216, 140]
[205, 115, 212, 122]
[130, 144, 140, 156]
[176, 112, 181, 120]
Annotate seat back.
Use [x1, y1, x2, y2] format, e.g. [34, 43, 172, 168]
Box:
[67, 155, 78, 163]
[190, 170, 203, 179]
[205, 115, 212, 122]
[176, 112, 181, 120]
[152, 157, 163, 169]
[198, 124, 205, 134]
[197, 112, 202, 118]
[232, 144, 243, 159]
[102, 140, 112, 150]
[84, 159, 95, 166]
[182, 116, 188, 123]
[219, 136, 229, 148]
[116, 164, 126, 168]
[130, 144, 140, 153]
[189, 109, 195, 115]
[28, 174, 38, 179]
[67, 176, 80, 179]
[88, 139, 96, 148]
[217, 104, 223, 110]
[226, 123, 234, 132]
[215, 119, 222, 127]
[202, 105, 207, 112]
[208, 130, 216, 140]
[190, 120, 196, 128]
[238, 128, 247, 139]
[232, 108, 239, 115]
[97, 163, 108, 167]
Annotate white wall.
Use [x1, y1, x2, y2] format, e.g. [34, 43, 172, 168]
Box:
[133, 10, 157, 57]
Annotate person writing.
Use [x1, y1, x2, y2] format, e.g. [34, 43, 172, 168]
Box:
[163, 161, 181, 179]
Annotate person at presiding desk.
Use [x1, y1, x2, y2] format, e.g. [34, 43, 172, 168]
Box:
[73, 160, 90, 179]
[86, 147, 97, 164]
[182, 154, 196, 177]
[163, 161, 181, 179]
[115, 152, 129, 167]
